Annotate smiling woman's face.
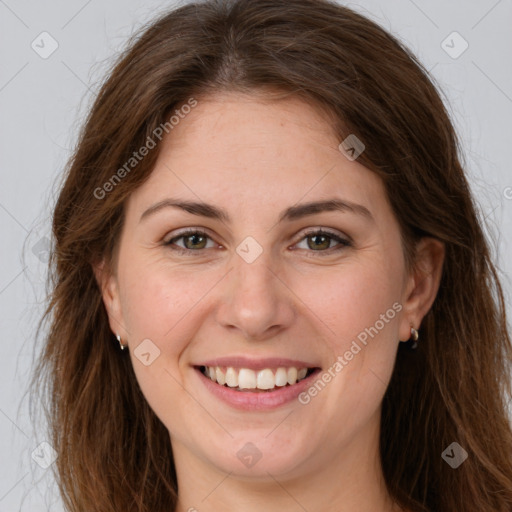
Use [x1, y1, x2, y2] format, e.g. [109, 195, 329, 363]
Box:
[99, 91, 440, 486]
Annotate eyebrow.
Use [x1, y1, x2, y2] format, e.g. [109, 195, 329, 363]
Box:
[139, 197, 374, 224]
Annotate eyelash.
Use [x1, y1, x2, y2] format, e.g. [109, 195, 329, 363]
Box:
[164, 228, 352, 256]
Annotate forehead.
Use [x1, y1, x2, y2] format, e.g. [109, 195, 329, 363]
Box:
[125, 92, 388, 222]
[164, 91, 340, 165]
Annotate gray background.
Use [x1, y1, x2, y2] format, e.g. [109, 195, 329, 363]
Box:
[1, 0, 511, 509]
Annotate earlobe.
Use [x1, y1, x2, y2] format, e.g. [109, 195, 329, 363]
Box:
[399, 237, 445, 342]
[92, 260, 127, 340]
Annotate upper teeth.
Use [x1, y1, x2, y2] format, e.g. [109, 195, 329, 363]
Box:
[203, 366, 309, 390]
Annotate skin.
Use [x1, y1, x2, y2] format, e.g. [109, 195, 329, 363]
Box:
[97, 91, 444, 512]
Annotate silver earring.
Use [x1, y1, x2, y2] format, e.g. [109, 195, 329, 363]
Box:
[116, 334, 127, 350]
[410, 326, 419, 349]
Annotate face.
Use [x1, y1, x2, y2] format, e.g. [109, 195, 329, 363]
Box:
[99, 91, 440, 482]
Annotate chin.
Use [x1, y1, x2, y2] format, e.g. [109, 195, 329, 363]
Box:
[198, 434, 314, 480]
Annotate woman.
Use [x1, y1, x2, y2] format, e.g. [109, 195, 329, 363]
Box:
[31, 0, 512, 510]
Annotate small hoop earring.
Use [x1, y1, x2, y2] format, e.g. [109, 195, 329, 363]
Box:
[116, 334, 127, 351]
[410, 326, 419, 349]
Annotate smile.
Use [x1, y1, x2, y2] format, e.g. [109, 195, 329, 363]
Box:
[199, 365, 315, 392]
[194, 357, 322, 409]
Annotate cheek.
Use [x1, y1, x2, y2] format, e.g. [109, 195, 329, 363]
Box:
[295, 258, 403, 350]
[119, 264, 216, 433]
[119, 261, 214, 344]
[293, 258, 403, 420]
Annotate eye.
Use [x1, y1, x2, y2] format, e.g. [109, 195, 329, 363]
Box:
[294, 229, 352, 253]
[164, 229, 218, 252]
[163, 228, 352, 255]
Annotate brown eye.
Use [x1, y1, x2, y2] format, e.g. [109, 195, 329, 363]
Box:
[165, 230, 215, 252]
[295, 229, 352, 253]
[307, 233, 332, 251]
[181, 233, 208, 250]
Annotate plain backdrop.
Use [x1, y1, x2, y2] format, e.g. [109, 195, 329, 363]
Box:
[0, 0, 511, 509]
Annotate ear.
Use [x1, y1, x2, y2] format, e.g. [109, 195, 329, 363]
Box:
[93, 259, 128, 341]
[398, 237, 445, 342]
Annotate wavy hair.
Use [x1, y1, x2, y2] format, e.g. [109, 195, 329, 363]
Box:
[30, 0, 512, 510]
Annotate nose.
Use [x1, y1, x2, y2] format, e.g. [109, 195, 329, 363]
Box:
[215, 251, 296, 341]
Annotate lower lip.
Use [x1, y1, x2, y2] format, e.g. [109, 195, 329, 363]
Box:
[195, 367, 321, 411]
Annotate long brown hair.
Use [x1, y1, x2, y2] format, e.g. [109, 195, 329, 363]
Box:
[30, 0, 512, 510]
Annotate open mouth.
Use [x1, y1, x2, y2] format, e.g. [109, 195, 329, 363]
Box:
[197, 365, 320, 392]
